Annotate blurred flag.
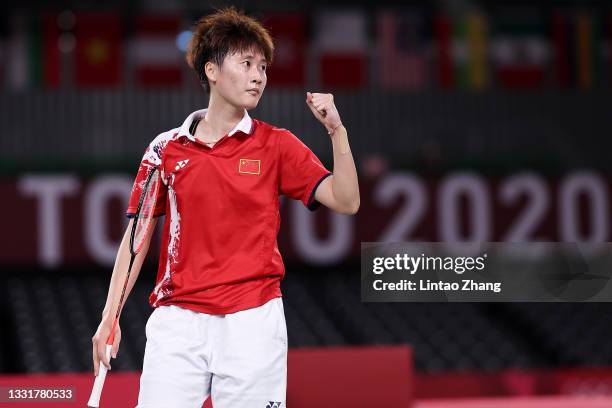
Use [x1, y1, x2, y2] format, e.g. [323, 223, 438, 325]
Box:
[466, 12, 489, 90]
[7, 13, 60, 89]
[0, 47, 3, 89]
[434, 14, 453, 88]
[130, 15, 183, 87]
[552, 12, 573, 87]
[261, 13, 305, 87]
[490, 11, 550, 89]
[314, 10, 368, 88]
[42, 13, 61, 88]
[575, 11, 603, 90]
[0, 16, 6, 88]
[452, 14, 470, 89]
[554, 10, 604, 90]
[75, 13, 122, 87]
[607, 12, 612, 87]
[378, 10, 430, 89]
[576, 12, 595, 89]
[448, 12, 490, 90]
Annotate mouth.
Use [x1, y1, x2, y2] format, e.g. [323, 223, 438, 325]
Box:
[246, 89, 260, 96]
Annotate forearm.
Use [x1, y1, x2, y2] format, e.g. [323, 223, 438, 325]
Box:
[102, 218, 155, 321]
[330, 126, 360, 213]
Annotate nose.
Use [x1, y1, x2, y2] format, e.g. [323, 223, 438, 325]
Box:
[250, 66, 264, 85]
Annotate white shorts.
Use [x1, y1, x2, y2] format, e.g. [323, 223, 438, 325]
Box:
[136, 297, 288, 408]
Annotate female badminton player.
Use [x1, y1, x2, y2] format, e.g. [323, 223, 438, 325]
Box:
[91, 7, 359, 407]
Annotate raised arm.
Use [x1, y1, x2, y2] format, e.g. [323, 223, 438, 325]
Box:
[306, 92, 360, 215]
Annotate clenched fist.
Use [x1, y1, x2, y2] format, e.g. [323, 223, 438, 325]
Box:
[306, 92, 343, 135]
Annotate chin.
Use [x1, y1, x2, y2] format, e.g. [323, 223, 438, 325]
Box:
[243, 99, 260, 110]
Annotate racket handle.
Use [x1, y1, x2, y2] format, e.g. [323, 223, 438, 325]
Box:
[87, 344, 112, 407]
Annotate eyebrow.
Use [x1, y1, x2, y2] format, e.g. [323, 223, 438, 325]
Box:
[241, 54, 268, 63]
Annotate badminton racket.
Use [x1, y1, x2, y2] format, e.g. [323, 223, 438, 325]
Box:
[88, 166, 161, 407]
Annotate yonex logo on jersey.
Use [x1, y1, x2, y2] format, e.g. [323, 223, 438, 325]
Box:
[265, 402, 282, 408]
[239, 158, 260, 175]
[174, 159, 189, 171]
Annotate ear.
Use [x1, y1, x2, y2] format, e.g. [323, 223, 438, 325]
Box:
[204, 61, 217, 85]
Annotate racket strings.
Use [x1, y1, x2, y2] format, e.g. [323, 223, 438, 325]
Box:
[133, 169, 161, 254]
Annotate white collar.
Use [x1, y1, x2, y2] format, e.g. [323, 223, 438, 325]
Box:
[178, 108, 253, 141]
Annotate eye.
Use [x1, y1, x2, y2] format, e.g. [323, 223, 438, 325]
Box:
[261, 65, 267, 71]
[243, 61, 251, 68]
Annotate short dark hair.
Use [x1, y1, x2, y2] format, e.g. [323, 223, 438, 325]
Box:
[186, 7, 275, 93]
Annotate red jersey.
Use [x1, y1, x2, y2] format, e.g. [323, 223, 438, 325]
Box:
[126, 109, 331, 314]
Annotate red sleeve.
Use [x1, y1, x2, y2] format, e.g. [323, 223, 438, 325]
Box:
[278, 130, 332, 210]
[126, 143, 168, 218]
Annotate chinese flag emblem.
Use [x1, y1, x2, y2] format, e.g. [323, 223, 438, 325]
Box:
[238, 159, 261, 175]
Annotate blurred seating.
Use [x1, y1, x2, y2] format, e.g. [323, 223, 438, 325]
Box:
[2, 270, 612, 374]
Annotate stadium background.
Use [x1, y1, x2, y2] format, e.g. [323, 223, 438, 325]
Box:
[2, 0, 612, 406]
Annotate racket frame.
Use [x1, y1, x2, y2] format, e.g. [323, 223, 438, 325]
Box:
[88, 166, 160, 407]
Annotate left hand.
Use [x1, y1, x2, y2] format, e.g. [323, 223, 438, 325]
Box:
[306, 92, 343, 134]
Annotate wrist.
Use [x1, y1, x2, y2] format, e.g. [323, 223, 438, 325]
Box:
[101, 309, 113, 322]
[327, 123, 344, 135]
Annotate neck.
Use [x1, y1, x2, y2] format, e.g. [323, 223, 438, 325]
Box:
[199, 92, 244, 142]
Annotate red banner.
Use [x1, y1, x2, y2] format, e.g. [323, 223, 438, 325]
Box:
[3, 171, 612, 268]
[288, 346, 413, 406]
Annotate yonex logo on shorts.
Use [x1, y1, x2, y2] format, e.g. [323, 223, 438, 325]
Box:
[266, 402, 282, 408]
[174, 159, 189, 171]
